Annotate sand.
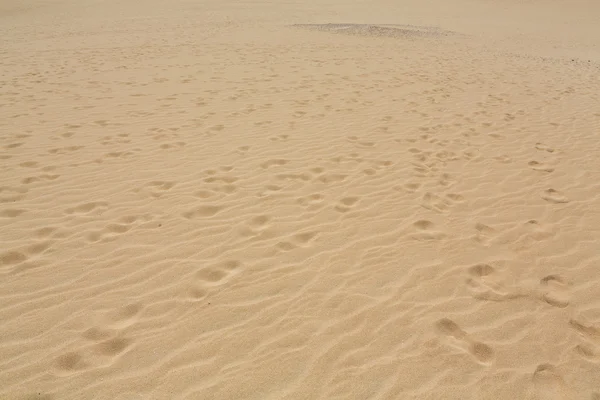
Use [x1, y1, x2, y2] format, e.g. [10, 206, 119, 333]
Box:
[1, 0, 600, 399]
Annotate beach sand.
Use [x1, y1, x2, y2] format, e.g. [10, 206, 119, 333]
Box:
[1, 0, 600, 399]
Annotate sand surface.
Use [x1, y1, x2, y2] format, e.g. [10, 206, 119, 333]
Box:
[2, 0, 600, 399]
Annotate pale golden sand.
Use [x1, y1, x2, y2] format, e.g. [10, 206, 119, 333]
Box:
[1, 0, 600, 399]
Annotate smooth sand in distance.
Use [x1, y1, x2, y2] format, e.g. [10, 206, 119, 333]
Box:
[1, 0, 600, 399]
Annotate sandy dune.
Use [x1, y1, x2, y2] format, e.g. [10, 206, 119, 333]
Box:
[1, 0, 600, 399]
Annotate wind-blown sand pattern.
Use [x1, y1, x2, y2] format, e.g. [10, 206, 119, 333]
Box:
[1, 0, 600, 399]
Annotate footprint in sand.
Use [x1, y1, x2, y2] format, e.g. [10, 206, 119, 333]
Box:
[410, 220, 446, 241]
[297, 193, 325, 211]
[494, 155, 513, 164]
[260, 159, 289, 169]
[136, 181, 176, 198]
[185, 261, 241, 301]
[539, 275, 570, 308]
[0, 186, 28, 203]
[574, 342, 599, 362]
[523, 220, 555, 241]
[435, 318, 494, 364]
[269, 134, 289, 142]
[85, 215, 145, 242]
[238, 214, 272, 238]
[236, 145, 250, 154]
[275, 231, 319, 252]
[421, 192, 450, 213]
[466, 266, 570, 308]
[54, 351, 89, 375]
[195, 260, 241, 286]
[257, 184, 284, 198]
[334, 196, 360, 213]
[317, 173, 347, 185]
[346, 135, 375, 147]
[465, 263, 521, 301]
[411, 162, 434, 178]
[438, 173, 457, 187]
[55, 323, 133, 376]
[570, 317, 600, 362]
[104, 303, 143, 329]
[569, 318, 600, 341]
[182, 205, 225, 219]
[535, 143, 555, 153]
[400, 182, 421, 193]
[541, 189, 569, 204]
[65, 201, 109, 215]
[532, 364, 569, 400]
[186, 285, 209, 301]
[528, 161, 555, 173]
[0, 208, 27, 218]
[93, 337, 132, 357]
[473, 222, 498, 246]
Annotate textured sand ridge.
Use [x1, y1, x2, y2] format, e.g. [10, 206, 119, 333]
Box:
[1, 0, 600, 399]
